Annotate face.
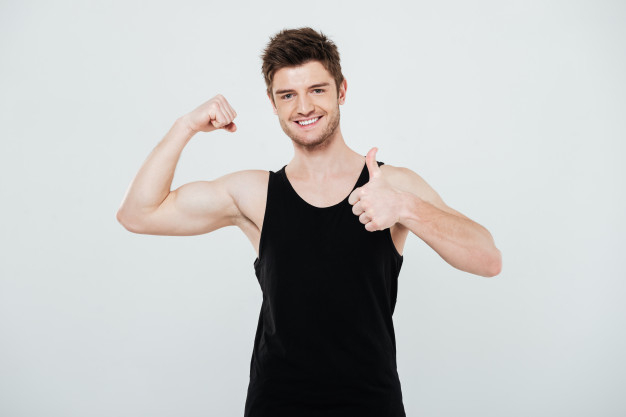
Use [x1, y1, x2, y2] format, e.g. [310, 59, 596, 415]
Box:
[269, 60, 347, 149]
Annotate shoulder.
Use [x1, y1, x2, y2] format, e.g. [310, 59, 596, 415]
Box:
[216, 169, 269, 190]
[217, 168, 269, 204]
[379, 163, 470, 220]
[379, 163, 428, 192]
[215, 169, 270, 225]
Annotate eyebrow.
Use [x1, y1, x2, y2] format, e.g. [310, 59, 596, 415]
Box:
[274, 83, 331, 95]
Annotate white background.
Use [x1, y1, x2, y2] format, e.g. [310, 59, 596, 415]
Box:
[1, 0, 624, 416]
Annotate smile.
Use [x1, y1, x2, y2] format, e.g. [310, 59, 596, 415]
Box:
[295, 116, 322, 127]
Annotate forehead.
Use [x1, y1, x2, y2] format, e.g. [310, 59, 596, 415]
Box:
[272, 61, 335, 91]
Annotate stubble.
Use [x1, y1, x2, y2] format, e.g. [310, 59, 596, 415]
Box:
[279, 106, 341, 150]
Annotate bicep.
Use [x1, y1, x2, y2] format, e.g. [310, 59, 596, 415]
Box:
[133, 178, 240, 236]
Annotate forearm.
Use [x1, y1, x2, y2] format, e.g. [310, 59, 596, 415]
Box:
[398, 191, 501, 277]
[117, 117, 196, 220]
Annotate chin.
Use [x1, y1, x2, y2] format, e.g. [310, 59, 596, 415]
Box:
[281, 123, 329, 148]
[289, 134, 330, 149]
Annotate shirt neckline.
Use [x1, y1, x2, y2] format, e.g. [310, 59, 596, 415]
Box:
[281, 159, 367, 210]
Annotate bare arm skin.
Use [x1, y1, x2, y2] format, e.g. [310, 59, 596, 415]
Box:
[349, 150, 501, 278]
[116, 95, 247, 236]
[386, 165, 502, 277]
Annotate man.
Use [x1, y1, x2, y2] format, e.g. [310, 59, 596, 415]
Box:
[117, 27, 501, 416]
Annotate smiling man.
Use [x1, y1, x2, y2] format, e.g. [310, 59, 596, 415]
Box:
[116, 27, 501, 417]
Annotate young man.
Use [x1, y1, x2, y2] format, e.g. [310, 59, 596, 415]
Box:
[117, 27, 501, 416]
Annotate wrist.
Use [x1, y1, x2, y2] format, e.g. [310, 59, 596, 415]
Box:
[176, 115, 198, 137]
[397, 190, 422, 225]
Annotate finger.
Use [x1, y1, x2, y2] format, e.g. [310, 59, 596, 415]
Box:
[213, 104, 231, 128]
[217, 101, 234, 126]
[213, 111, 226, 128]
[352, 201, 364, 216]
[209, 96, 226, 125]
[359, 212, 370, 225]
[224, 122, 237, 132]
[348, 188, 363, 205]
[218, 97, 236, 122]
[209, 102, 225, 127]
[222, 98, 237, 120]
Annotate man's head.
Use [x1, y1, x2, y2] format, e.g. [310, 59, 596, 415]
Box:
[261, 28, 347, 150]
[261, 27, 344, 102]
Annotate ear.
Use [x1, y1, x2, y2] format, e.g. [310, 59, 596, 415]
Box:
[338, 78, 347, 105]
[267, 91, 277, 114]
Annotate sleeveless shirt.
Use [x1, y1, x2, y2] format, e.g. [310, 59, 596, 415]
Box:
[244, 159, 406, 417]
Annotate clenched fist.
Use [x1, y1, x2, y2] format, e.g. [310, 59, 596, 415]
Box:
[182, 94, 238, 133]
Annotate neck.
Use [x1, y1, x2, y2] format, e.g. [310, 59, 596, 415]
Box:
[288, 127, 364, 180]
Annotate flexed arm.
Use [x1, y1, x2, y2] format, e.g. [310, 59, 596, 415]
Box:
[116, 95, 241, 235]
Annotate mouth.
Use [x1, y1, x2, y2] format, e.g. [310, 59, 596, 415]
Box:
[294, 116, 322, 129]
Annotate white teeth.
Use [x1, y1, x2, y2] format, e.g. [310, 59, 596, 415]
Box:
[298, 117, 319, 126]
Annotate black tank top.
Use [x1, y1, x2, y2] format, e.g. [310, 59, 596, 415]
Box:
[244, 158, 406, 417]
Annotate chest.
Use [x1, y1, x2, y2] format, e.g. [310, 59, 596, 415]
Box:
[287, 176, 359, 208]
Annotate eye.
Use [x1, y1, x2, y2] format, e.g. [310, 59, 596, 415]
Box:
[281, 93, 293, 100]
[313, 88, 324, 94]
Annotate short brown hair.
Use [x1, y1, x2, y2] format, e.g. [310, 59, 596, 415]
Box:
[261, 27, 344, 100]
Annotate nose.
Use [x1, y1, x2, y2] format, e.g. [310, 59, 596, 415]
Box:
[296, 94, 314, 116]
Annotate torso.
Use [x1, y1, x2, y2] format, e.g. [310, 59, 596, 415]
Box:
[232, 164, 410, 258]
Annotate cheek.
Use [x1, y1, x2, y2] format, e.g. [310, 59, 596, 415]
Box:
[277, 104, 292, 116]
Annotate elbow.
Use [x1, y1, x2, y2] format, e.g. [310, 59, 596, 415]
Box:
[116, 210, 144, 234]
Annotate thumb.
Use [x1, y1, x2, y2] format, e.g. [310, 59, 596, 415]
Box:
[224, 122, 237, 132]
[366, 147, 382, 180]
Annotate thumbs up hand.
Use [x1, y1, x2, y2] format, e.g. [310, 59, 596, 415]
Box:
[348, 147, 404, 232]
